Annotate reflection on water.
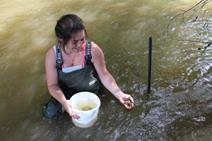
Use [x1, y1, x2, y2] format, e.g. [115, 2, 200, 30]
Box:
[0, 0, 211, 141]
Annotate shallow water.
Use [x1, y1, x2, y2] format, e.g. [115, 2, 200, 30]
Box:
[0, 0, 211, 141]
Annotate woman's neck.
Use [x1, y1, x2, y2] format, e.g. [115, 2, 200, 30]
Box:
[64, 46, 82, 55]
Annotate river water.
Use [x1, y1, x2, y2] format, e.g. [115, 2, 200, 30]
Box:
[0, 0, 211, 141]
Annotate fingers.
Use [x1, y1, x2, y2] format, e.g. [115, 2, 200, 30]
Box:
[68, 110, 80, 119]
[64, 100, 80, 119]
[70, 113, 80, 119]
[129, 96, 134, 105]
[123, 98, 134, 110]
[68, 108, 80, 119]
[118, 94, 135, 110]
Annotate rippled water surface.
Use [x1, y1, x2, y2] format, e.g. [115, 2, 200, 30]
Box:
[0, 0, 211, 141]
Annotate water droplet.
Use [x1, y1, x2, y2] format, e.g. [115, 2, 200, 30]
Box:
[171, 27, 176, 31]
[192, 116, 206, 122]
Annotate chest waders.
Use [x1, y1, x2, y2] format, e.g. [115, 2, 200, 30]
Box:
[43, 40, 102, 119]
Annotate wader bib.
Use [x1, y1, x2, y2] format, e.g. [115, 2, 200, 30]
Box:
[43, 40, 102, 118]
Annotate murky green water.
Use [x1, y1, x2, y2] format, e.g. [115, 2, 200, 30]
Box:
[0, 0, 211, 140]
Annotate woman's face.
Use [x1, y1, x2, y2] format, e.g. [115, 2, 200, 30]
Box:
[66, 30, 86, 52]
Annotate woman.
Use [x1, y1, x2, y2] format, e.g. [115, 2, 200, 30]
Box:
[43, 14, 134, 119]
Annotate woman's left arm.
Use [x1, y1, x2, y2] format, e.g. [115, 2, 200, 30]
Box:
[91, 42, 134, 110]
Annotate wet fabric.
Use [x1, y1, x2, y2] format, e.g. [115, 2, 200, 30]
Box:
[42, 98, 63, 119]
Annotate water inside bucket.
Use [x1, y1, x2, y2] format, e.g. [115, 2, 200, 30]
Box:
[76, 101, 97, 111]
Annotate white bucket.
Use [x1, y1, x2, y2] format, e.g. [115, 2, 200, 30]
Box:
[69, 92, 101, 128]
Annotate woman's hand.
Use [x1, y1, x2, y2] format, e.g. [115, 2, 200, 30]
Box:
[118, 93, 134, 110]
[62, 100, 80, 119]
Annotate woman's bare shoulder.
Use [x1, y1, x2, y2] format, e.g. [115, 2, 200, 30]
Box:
[46, 46, 56, 57]
[91, 42, 104, 57]
[45, 46, 56, 65]
[90, 41, 106, 65]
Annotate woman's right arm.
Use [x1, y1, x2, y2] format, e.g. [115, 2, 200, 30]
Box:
[45, 48, 79, 119]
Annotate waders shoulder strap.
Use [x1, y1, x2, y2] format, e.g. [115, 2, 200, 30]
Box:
[56, 45, 63, 70]
[85, 40, 92, 66]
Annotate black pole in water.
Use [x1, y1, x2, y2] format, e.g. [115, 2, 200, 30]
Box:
[147, 37, 152, 93]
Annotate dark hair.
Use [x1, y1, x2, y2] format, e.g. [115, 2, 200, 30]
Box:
[55, 14, 86, 45]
